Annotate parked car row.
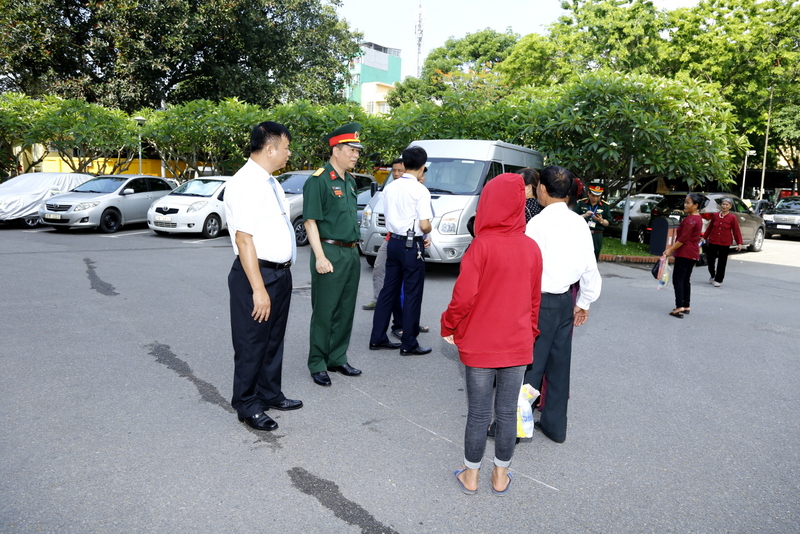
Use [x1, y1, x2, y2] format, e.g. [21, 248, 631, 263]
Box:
[2, 170, 378, 244]
[605, 194, 663, 243]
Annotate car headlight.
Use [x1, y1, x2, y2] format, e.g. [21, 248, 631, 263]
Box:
[187, 201, 208, 213]
[438, 210, 462, 235]
[73, 201, 101, 212]
[762, 214, 773, 222]
[361, 206, 372, 228]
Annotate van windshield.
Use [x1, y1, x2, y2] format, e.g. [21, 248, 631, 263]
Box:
[424, 158, 489, 195]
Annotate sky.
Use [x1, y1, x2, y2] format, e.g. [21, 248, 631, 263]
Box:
[335, 0, 701, 79]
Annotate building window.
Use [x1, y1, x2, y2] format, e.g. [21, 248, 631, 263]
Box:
[366, 102, 375, 114]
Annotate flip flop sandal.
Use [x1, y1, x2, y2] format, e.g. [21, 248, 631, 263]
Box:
[454, 468, 477, 495]
[492, 473, 513, 496]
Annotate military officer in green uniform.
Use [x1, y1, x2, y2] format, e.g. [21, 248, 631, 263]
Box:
[575, 184, 610, 260]
[303, 123, 364, 386]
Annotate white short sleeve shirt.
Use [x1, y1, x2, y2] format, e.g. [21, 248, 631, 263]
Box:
[224, 158, 293, 262]
[383, 173, 433, 236]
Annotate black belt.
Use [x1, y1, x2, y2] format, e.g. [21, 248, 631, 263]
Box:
[389, 233, 424, 242]
[321, 239, 357, 248]
[255, 258, 292, 270]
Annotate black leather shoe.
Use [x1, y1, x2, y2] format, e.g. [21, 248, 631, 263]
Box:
[327, 363, 362, 376]
[265, 398, 303, 411]
[238, 411, 278, 431]
[534, 420, 565, 443]
[311, 371, 332, 386]
[369, 341, 401, 350]
[400, 346, 432, 356]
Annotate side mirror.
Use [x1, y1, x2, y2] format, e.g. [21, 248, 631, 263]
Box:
[122, 188, 134, 195]
[370, 182, 378, 197]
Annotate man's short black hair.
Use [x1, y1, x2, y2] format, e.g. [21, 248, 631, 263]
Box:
[250, 121, 291, 154]
[391, 158, 404, 166]
[401, 146, 427, 171]
[539, 165, 574, 199]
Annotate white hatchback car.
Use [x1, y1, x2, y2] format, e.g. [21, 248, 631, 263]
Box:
[147, 176, 231, 238]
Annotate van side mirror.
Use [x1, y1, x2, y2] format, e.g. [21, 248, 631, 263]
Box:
[370, 182, 378, 197]
[122, 188, 134, 195]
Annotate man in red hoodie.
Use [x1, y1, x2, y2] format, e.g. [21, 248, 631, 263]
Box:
[441, 172, 543, 496]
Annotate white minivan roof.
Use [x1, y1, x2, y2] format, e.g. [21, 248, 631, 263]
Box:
[409, 139, 542, 163]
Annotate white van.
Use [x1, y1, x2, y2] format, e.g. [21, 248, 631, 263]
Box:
[360, 140, 543, 264]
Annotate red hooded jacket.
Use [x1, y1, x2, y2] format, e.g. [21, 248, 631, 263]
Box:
[440, 173, 543, 368]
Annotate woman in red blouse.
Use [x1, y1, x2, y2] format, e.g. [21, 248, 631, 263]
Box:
[662, 193, 708, 318]
[703, 198, 743, 287]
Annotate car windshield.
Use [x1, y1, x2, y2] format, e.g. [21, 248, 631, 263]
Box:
[171, 179, 224, 197]
[657, 195, 687, 213]
[276, 172, 310, 194]
[72, 177, 126, 193]
[775, 197, 800, 211]
[423, 158, 490, 195]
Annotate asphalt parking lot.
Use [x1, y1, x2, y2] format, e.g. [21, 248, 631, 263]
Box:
[1, 224, 798, 533]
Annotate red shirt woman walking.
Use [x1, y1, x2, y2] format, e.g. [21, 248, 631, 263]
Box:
[662, 193, 708, 318]
[703, 198, 743, 287]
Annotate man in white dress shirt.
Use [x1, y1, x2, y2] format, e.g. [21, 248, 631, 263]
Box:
[525, 165, 602, 443]
[369, 146, 433, 355]
[225, 121, 302, 432]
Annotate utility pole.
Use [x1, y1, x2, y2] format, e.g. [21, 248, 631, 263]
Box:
[758, 86, 773, 200]
[414, 2, 424, 78]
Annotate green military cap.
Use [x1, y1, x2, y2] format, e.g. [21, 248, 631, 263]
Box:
[325, 122, 363, 149]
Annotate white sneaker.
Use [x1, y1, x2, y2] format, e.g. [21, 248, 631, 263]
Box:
[713, 281, 721, 287]
[709, 277, 715, 284]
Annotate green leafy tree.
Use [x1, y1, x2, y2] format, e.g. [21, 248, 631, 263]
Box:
[499, 0, 667, 87]
[659, 0, 800, 139]
[387, 28, 519, 107]
[0, 0, 362, 112]
[29, 98, 138, 174]
[513, 72, 745, 192]
[142, 99, 264, 181]
[0, 93, 51, 177]
[773, 102, 800, 173]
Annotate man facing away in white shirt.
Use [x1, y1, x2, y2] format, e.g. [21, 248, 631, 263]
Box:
[524, 165, 602, 443]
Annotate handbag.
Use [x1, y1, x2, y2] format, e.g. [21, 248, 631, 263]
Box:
[696, 252, 708, 267]
[651, 259, 661, 279]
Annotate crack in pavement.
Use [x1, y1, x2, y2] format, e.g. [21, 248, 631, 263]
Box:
[84, 257, 119, 296]
[287, 467, 399, 534]
[146, 342, 281, 447]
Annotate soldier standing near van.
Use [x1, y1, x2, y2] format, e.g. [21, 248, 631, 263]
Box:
[575, 184, 609, 260]
[369, 146, 433, 355]
[302, 123, 364, 387]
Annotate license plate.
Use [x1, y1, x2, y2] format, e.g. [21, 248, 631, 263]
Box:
[155, 215, 171, 222]
[776, 224, 791, 230]
[44, 213, 61, 220]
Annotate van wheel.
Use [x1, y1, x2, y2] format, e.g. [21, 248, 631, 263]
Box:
[366, 255, 376, 267]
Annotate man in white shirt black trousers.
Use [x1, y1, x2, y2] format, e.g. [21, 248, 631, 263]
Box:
[369, 146, 434, 355]
[524, 165, 602, 443]
[224, 121, 303, 432]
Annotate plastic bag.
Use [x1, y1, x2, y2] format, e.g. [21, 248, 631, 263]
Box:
[516, 384, 541, 438]
[657, 259, 672, 290]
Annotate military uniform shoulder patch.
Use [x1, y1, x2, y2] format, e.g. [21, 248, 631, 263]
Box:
[311, 168, 325, 177]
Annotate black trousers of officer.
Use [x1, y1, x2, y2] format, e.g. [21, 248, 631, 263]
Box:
[523, 291, 574, 443]
[370, 237, 425, 351]
[228, 258, 291, 418]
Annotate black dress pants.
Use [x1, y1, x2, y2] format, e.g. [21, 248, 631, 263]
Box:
[370, 238, 425, 351]
[229, 258, 291, 418]
[524, 292, 574, 443]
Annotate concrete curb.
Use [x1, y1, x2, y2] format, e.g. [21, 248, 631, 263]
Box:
[599, 254, 673, 264]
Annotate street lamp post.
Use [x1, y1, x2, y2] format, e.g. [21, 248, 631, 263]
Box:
[740, 150, 757, 199]
[133, 116, 146, 174]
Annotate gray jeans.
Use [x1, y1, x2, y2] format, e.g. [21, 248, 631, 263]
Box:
[463, 365, 525, 469]
[372, 240, 388, 301]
